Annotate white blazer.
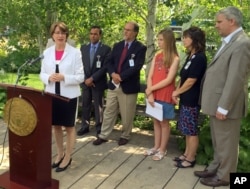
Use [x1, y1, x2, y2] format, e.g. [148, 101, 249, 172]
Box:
[40, 43, 84, 99]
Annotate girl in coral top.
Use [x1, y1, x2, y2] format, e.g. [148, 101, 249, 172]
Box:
[144, 28, 179, 160]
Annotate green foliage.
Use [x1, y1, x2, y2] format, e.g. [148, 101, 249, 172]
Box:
[133, 115, 153, 130]
[1, 0, 249, 72]
[0, 73, 43, 89]
[0, 88, 6, 118]
[0, 31, 41, 74]
[238, 113, 250, 172]
[196, 118, 214, 165]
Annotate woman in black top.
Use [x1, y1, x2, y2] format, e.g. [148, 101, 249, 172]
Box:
[172, 26, 207, 168]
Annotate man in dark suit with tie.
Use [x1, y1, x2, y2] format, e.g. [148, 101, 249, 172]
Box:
[77, 26, 111, 136]
[194, 6, 250, 187]
[93, 21, 147, 146]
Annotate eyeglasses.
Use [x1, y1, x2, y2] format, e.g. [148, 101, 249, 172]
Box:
[54, 32, 67, 35]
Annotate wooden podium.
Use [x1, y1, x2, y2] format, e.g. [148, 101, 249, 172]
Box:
[0, 84, 59, 189]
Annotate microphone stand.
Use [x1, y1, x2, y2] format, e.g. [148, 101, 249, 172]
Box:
[15, 60, 30, 85]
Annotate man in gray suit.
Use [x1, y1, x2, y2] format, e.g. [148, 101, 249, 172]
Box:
[77, 26, 111, 136]
[194, 6, 250, 187]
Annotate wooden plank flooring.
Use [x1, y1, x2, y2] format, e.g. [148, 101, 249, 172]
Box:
[0, 119, 229, 189]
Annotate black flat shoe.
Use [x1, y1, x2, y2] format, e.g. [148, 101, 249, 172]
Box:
[175, 159, 196, 168]
[173, 154, 186, 162]
[55, 158, 72, 172]
[52, 154, 65, 168]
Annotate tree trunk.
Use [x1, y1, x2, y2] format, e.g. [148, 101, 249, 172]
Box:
[145, 0, 157, 78]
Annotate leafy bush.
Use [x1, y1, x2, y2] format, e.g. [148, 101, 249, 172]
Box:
[133, 115, 153, 130]
[237, 114, 250, 172]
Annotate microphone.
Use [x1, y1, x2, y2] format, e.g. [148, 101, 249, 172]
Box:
[28, 54, 44, 65]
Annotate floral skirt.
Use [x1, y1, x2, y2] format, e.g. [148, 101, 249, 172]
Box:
[177, 105, 200, 136]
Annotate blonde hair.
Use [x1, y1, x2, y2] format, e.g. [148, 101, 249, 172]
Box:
[158, 28, 178, 67]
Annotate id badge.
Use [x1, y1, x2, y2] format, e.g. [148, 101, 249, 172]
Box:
[129, 59, 134, 67]
[96, 61, 101, 68]
[184, 61, 191, 69]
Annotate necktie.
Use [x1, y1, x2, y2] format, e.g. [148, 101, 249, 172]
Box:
[90, 46, 96, 68]
[55, 64, 60, 95]
[117, 43, 129, 73]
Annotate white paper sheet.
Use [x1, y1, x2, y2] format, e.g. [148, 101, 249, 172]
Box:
[145, 99, 163, 121]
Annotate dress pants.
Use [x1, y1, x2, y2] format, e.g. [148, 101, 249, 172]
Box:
[206, 116, 241, 182]
[99, 87, 137, 140]
[81, 86, 104, 133]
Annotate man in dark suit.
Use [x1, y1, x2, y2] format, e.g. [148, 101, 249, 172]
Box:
[194, 6, 250, 187]
[77, 26, 111, 136]
[93, 21, 147, 146]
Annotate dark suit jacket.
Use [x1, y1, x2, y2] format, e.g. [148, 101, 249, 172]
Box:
[107, 40, 147, 94]
[80, 42, 111, 91]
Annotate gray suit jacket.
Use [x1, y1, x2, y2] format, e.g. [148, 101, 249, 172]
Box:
[201, 30, 250, 119]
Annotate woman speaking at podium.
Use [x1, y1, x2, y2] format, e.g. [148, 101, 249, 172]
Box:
[40, 21, 84, 172]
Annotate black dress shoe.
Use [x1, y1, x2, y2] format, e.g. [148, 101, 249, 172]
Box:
[93, 138, 108, 145]
[52, 154, 65, 168]
[55, 158, 72, 172]
[194, 170, 216, 178]
[118, 138, 128, 145]
[77, 128, 89, 136]
[200, 175, 229, 187]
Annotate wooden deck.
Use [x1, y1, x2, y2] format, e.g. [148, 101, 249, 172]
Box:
[0, 119, 229, 189]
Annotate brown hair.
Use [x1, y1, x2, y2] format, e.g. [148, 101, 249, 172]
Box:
[183, 26, 206, 54]
[50, 21, 69, 40]
[158, 28, 178, 67]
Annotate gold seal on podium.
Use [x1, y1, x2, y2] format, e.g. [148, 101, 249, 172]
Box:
[3, 97, 37, 136]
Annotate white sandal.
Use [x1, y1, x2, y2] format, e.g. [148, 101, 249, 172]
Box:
[144, 148, 158, 156]
[152, 151, 167, 161]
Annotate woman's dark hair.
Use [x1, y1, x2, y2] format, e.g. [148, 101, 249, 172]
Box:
[183, 26, 206, 53]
